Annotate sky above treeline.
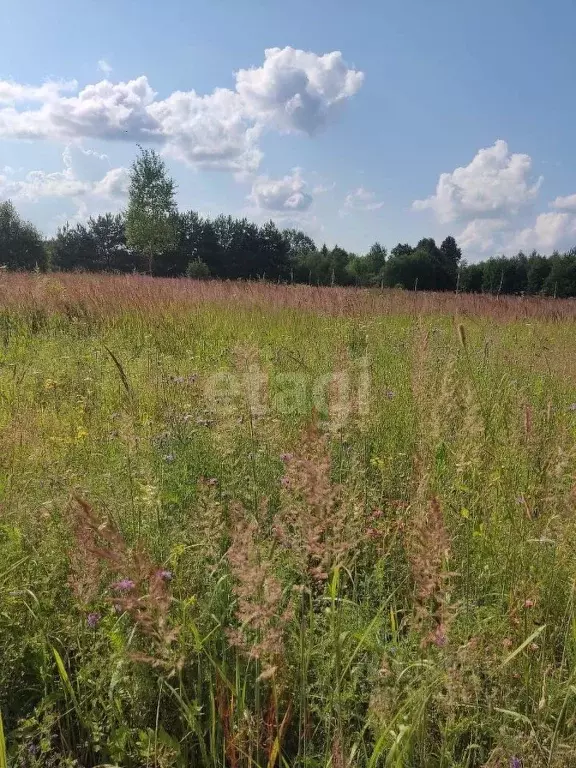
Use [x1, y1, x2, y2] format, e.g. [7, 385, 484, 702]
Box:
[2, 0, 576, 261]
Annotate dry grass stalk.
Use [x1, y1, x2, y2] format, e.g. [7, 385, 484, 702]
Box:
[69, 497, 178, 664]
[226, 502, 293, 671]
[404, 495, 452, 646]
[273, 422, 359, 583]
[2, 271, 576, 322]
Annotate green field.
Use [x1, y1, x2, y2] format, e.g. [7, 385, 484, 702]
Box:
[2, 274, 576, 767]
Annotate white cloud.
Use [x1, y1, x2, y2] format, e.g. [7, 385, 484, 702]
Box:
[458, 218, 509, 253]
[149, 88, 262, 172]
[341, 186, 384, 214]
[550, 193, 576, 212]
[0, 47, 363, 173]
[97, 59, 113, 76]
[0, 79, 77, 104]
[92, 166, 129, 198]
[512, 212, 576, 252]
[413, 140, 542, 223]
[248, 168, 313, 212]
[236, 47, 364, 135]
[457, 209, 576, 257]
[0, 146, 128, 204]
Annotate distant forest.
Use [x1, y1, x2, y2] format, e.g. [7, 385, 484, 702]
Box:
[2, 148, 576, 297]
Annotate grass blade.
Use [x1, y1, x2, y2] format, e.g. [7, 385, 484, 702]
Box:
[0, 708, 7, 768]
[500, 624, 546, 667]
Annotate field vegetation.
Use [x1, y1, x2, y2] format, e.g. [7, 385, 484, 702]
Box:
[2, 273, 576, 766]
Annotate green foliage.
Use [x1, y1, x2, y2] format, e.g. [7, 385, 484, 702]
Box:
[125, 147, 178, 273]
[2, 288, 576, 766]
[0, 200, 48, 271]
[52, 213, 141, 273]
[185, 258, 211, 280]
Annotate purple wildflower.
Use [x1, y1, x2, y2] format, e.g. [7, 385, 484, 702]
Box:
[433, 625, 448, 647]
[510, 758, 522, 768]
[385, 390, 395, 399]
[280, 452, 293, 462]
[111, 578, 135, 592]
[158, 569, 173, 581]
[87, 612, 101, 629]
[281, 476, 290, 488]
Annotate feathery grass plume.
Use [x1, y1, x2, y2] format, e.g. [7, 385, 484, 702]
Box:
[226, 501, 293, 671]
[404, 494, 452, 646]
[455, 382, 485, 476]
[69, 497, 178, 666]
[427, 352, 462, 453]
[67, 495, 128, 605]
[273, 421, 361, 583]
[193, 475, 227, 567]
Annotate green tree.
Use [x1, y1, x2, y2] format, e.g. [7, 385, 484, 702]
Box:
[125, 147, 177, 274]
[52, 214, 141, 273]
[459, 262, 484, 292]
[543, 251, 576, 297]
[526, 251, 550, 294]
[364, 241, 387, 284]
[89, 213, 140, 272]
[258, 220, 290, 280]
[439, 235, 462, 289]
[390, 243, 414, 260]
[186, 258, 211, 279]
[0, 200, 47, 270]
[283, 228, 317, 282]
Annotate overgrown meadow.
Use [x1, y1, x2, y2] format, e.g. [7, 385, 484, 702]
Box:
[3, 273, 576, 767]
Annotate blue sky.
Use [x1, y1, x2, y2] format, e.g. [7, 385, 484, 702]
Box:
[2, 0, 576, 260]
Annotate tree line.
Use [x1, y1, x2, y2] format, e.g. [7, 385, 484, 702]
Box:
[2, 147, 576, 297]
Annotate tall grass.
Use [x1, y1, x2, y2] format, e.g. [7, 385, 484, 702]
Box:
[1, 275, 576, 766]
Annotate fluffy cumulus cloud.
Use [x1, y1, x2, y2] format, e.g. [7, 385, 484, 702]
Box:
[458, 219, 510, 253]
[0, 76, 158, 142]
[410, 139, 574, 256]
[0, 146, 128, 205]
[550, 193, 576, 213]
[413, 140, 542, 224]
[0, 79, 77, 105]
[248, 168, 313, 212]
[236, 47, 364, 135]
[0, 47, 363, 173]
[513, 212, 576, 252]
[341, 186, 384, 214]
[148, 88, 263, 172]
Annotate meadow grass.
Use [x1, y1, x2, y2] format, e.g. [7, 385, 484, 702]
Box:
[2, 274, 576, 766]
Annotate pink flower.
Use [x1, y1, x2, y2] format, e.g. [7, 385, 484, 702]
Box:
[86, 612, 101, 629]
[111, 578, 135, 592]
